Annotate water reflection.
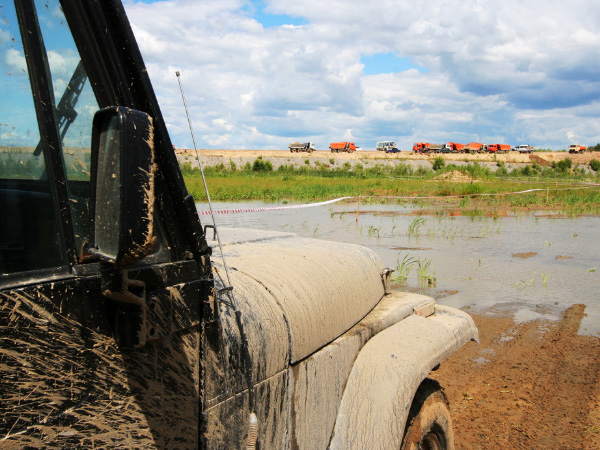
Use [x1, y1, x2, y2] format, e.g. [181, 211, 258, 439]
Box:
[198, 199, 600, 336]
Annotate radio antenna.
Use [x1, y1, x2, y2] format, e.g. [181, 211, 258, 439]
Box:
[175, 71, 233, 291]
[175, 70, 257, 415]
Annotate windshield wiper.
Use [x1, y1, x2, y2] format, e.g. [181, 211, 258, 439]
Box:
[34, 60, 88, 156]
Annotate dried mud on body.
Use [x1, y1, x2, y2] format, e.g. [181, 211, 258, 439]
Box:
[430, 304, 600, 449]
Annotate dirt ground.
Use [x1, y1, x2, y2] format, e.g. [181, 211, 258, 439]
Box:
[177, 149, 600, 165]
[429, 304, 600, 449]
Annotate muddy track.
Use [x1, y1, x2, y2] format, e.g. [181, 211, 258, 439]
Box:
[430, 304, 600, 449]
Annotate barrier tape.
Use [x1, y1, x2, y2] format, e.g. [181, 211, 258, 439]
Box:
[197, 196, 353, 216]
[379, 185, 600, 200]
[197, 185, 600, 216]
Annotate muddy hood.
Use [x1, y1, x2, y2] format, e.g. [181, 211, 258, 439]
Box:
[210, 228, 385, 365]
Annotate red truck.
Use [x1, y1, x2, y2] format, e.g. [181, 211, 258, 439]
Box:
[487, 144, 511, 154]
[413, 142, 430, 153]
[329, 142, 357, 152]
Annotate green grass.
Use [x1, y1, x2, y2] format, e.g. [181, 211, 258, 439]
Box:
[182, 159, 600, 214]
[391, 254, 417, 284]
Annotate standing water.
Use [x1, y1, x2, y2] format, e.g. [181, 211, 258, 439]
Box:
[198, 199, 600, 336]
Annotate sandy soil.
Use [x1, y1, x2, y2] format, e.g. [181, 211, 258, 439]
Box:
[430, 304, 600, 449]
[177, 149, 600, 165]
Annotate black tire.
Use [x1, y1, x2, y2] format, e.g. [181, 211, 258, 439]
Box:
[400, 379, 454, 450]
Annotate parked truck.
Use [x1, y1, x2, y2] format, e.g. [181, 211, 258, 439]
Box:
[329, 141, 357, 152]
[486, 144, 511, 154]
[413, 142, 444, 154]
[0, 1, 478, 448]
[465, 142, 484, 153]
[440, 142, 465, 153]
[568, 144, 587, 154]
[289, 141, 316, 153]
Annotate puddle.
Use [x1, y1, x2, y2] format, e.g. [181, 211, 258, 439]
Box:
[513, 308, 560, 325]
[200, 200, 600, 336]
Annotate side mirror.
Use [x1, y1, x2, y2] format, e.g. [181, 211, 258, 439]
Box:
[89, 107, 156, 266]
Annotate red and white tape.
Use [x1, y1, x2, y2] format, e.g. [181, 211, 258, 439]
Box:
[197, 196, 353, 216]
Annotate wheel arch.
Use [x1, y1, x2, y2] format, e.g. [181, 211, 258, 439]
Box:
[328, 309, 476, 449]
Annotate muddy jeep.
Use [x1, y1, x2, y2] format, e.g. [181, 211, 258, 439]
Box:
[0, 1, 477, 448]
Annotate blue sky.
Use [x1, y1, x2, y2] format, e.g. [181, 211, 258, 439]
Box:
[123, 0, 600, 151]
[360, 53, 423, 76]
[243, 1, 307, 28]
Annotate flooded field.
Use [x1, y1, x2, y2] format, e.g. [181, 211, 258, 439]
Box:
[198, 199, 600, 336]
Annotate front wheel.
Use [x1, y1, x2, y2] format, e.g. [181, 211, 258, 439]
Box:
[400, 379, 454, 450]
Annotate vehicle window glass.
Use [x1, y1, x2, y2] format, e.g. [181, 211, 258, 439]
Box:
[35, 0, 99, 254]
[0, 2, 66, 273]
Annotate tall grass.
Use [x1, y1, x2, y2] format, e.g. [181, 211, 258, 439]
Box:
[183, 158, 600, 214]
[392, 254, 417, 284]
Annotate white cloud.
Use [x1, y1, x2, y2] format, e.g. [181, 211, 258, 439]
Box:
[5, 48, 27, 72]
[124, 0, 600, 150]
[212, 118, 234, 132]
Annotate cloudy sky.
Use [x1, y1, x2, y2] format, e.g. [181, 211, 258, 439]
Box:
[123, 0, 600, 151]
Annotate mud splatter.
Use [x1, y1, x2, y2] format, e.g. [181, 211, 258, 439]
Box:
[512, 252, 537, 259]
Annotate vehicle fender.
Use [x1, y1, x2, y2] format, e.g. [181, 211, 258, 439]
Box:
[329, 306, 477, 449]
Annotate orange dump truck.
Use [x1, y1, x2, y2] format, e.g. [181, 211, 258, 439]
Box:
[441, 142, 465, 153]
[487, 144, 511, 154]
[466, 142, 484, 153]
[329, 142, 357, 152]
[569, 145, 587, 154]
[413, 143, 443, 153]
[413, 142, 430, 153]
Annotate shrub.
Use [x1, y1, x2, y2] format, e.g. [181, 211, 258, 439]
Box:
[462, 183, 483, 195]
[555, 158, 573, 172]
[588, 143, 600, 152]
[180, 162, 193, 174]
[392, 163, 414, 176]
[416, 166, 431, 176]
[590, 159, 600, 172]
[365, 164, 384, 176]
[252, 157, 273, 172]
[213, 163, 226, 173]
[464, 162, 493, 179]
[432, 157, 445, 171]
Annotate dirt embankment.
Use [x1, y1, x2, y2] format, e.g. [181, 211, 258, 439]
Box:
[430, 304, 600, 449]
[177, 149, 600, 165]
